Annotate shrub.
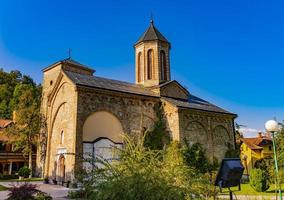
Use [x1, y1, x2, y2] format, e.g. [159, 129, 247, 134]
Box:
[68, 190, 85, 199]
[34, 191, 52, 200]
[18, 166, 31, 178]
[0, 174, 19, 180]
[6, 183, 38, 200]
[75, 134, 212, 200]
[250, 168, 270, 192]
[183, 141, 219, 174]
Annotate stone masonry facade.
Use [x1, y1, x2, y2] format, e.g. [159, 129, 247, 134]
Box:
[37, 21, 237, 182]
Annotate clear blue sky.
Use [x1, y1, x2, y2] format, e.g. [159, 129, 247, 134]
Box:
[1, 0, 284, 136]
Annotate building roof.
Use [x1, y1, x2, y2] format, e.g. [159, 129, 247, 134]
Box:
[240, 136, 272, 150]
[64, 70, 160, 97]
[135, 20, 170, 46]
[42, 58, 95, 74]
[0, 119, 13, 129]
[64, 70, 235, 115]
[162, 96, 236, 116]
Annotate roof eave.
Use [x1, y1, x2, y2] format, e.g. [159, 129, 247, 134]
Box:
[75, 83, 160, 99]
[177, 105, 237, 117]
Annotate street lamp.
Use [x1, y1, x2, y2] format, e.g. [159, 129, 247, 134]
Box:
[265, 119, 283, 200]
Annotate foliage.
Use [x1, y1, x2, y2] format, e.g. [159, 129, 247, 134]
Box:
[0, 69, 35, 119]
[18, 166, 32, 178]
[75, 134, 213, 200]
[183, 141, 218, 174]
[273, 124, 284, 183]
[68, 190, 85, 199]
[225, 142, 240, 158]
[0, 174, 19, 180]
[143, 104, 170, 150]
[6, 183, 39, 200]
[34, 192, 52, 200]
[2, 81, 42, 177]
[250, 168, 270, 192]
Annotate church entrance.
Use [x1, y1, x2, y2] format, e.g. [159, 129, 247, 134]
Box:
[82, 111, 124, 170]
[83, 138, 123, 169]
[58, 155, 65, 183]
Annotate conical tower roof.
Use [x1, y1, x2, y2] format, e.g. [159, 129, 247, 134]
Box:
[135, 20, 170, 46]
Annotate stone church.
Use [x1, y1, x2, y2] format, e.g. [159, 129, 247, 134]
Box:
[37, 21, 237, 182]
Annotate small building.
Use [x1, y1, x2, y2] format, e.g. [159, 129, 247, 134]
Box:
[239, 132, 273, 175]
[0, 119, 36, 175]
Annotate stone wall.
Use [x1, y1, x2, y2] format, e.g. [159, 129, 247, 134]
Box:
[74, 87, 159, 173]
[162, 101, 180, 141]
[41, 74, 78, 181]
[178, 109, 235, 161]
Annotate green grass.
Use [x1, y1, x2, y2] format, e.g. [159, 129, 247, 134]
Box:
[0, 177, 43, 182]
[221, 183, 284, 196]
[0, 185, 8, 191]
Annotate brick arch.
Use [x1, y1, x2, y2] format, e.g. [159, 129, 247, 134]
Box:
[83, 111, 124, 143]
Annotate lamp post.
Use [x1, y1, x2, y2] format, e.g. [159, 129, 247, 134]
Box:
[265, 119, 283, 200]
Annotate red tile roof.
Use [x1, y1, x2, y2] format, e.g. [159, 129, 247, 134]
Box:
[240, 135, 272, 150]
[0, 119, 13, 129]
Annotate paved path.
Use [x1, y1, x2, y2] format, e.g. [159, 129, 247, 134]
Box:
[0, 181, 72, 200]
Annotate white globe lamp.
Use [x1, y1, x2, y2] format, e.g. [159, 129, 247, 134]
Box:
[265, 120, 279, 133]
[265, 119, 283, 200]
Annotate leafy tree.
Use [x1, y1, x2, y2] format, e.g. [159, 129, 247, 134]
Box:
[3, 84, 42, 177]
[0, 68, 36, 119]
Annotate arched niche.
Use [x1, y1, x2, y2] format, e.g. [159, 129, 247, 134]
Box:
[83, 111, 124, 143]
[212, 125, 231, 160]
[185, 121, 208, 150]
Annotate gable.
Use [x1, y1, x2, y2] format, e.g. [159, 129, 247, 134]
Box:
[47, 71, 76, 106]
[159, 81, 189, 100]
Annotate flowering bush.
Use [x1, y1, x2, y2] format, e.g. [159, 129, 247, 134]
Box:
[6, 183, 38, 200]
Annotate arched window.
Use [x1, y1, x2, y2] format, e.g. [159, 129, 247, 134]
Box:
[60, 131, 64, 145]
[160, 50, 167, 80]
[137, 52, 142, 82]
[147, 49, 153, 80]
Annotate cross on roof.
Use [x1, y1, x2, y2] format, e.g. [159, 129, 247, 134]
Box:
[67, 48, 72, 59]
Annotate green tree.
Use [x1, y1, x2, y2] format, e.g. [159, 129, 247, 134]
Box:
[0, 68, 36, 119]
[3, 84, 42, 177]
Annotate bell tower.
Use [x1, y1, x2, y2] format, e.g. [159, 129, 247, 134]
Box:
[134, 20, 171, 87]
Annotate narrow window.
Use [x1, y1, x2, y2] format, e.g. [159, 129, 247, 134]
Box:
[138, 52, 142, 82]
[147, 49, 153, 80]
[60, 131, 64, 145]
[160, 50, 167, 80]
